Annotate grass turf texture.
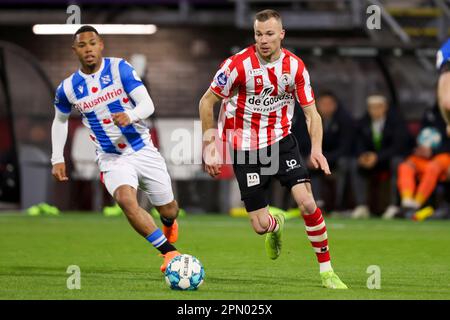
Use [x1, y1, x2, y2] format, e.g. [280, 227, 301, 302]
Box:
[0, 213, 449, 300]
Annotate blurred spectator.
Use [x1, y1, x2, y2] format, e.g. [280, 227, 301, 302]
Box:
[308, 91, 354, 212]
[350, 94, 410, 218]
[396, 103, 450, 218]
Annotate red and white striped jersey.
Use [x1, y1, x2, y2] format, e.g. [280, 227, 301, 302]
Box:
[210, 45, 315, 151]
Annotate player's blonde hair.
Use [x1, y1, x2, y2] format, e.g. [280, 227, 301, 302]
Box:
[255, 9, 282, 24]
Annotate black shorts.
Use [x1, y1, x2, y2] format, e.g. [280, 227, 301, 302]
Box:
[232, 134, 310, 212]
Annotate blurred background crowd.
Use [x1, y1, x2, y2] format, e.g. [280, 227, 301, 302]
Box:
[0, 0, 449, 220]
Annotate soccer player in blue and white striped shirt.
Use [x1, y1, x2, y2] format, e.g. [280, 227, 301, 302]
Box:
[51, 26, 181, 272]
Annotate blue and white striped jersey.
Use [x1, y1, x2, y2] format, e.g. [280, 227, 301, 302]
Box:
[54, 57, 150, 155]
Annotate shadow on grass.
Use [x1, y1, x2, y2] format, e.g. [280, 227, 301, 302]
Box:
[0, 265, 164, 282]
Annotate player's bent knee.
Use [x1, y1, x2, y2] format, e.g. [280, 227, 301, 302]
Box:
[293, 187, 316, 214]
[156, 200, 179, 219]
[252, 224, 267, 235]
[254, 229, 266, 235]
[251, 221, 268, 235]
[249, 215, 268, 235]
[301, 197, 317, 214]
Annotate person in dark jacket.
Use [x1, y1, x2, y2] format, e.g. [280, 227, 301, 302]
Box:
[307, 91, 354, 211]
[350, 94, 410, 218]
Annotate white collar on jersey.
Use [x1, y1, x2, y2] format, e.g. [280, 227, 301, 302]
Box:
[256, 49, 284, 67]
[78, 57, 105, 79]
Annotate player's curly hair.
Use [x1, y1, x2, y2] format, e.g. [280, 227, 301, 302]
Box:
[255, 9, 282, 23]
[73, 25, 99, 40]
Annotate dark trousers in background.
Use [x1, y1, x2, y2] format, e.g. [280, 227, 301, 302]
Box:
[269, 157, 351, 212]
[349, 156, 403, 214]
[310, 157, 351, 211]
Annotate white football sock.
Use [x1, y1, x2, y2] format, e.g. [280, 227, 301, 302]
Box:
[320, 261, 333, 273]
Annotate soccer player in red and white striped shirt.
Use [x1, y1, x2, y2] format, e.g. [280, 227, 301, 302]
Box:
[199, 9, 347, 289]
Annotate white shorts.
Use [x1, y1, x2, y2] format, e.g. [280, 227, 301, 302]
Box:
[97, 145, 174, 206]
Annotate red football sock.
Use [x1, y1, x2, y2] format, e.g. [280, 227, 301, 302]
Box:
[302, 207, 330, 264]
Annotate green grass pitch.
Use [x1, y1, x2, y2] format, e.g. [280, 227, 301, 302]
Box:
[0, 213, 449, 300]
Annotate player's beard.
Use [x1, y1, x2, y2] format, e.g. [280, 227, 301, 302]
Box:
[82, 57, 101, 73]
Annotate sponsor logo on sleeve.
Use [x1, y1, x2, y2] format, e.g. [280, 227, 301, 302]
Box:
[215, 72, 228, 88]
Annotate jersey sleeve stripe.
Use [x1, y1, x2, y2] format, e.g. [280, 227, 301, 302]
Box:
[119, 59, 144, 94]
[54, 81, 71, 114]
[302, 67, 314, 103]
[293, 56, 315, 107]
[210, 85, 228, 99]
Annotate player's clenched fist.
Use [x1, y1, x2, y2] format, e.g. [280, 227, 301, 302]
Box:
[52, 163, 68, 181]
[112, 112, 131, 127]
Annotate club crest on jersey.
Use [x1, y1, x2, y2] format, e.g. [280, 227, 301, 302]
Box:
[101, 75, 111, 85]
[281, 73, 292, 86]
[224, 67, 231, 77]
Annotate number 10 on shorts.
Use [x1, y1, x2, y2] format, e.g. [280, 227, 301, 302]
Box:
[247, 173, 260, 187]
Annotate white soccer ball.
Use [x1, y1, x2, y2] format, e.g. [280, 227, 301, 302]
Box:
[164, 254, 205, 290]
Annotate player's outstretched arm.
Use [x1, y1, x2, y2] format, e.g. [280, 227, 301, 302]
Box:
[51, 107, 70, 181]
[303, 103, 331, 175]
[199, 88, 222, 178]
